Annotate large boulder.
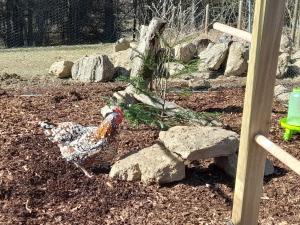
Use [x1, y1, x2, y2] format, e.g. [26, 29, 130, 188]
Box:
[72, 55, 114, 82]
[110, 49, 132, 77]
[114, 38, 131, 52]
[224, 42, 248, 77]
[276, 53, 290, 79]
[109, 144, 185, 185]
[49, 61, 73, 78]
[214, 154, 274, 177]
[174, 43, 197, 63]
[159, 126, 239, 161]
[199, 43, 229, 70]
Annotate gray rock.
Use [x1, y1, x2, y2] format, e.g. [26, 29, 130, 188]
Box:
[225, 42, 248, 77]
[188, 78, 211, 90]
[100, 105, 114, 118]
[218, 34, 233, 44]
[199, 43, 229, 70]
[109, 144, 185, 184]
[214, 154, 274, 177]
[159, 126, 239, 161]
[72, 55, 114, 82]
[125, 85, 179, 110]
[110, 49, 132, 77]
[197, 63, 215, 79]
[289, 59, 300, 75]
[274, 84, 290, 103]
[174, 43, 197, 63]
[165, 62, 185, 76]
[280, 34, 292, 54]
[49, 61, 74, 78]
[113, 90, 137, 105]
[276, 53, 290, 79]
[114, 38, 131, 52]
[193, 38, 212, 54]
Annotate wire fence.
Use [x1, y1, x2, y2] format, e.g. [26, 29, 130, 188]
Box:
[0, 0, 299, 50]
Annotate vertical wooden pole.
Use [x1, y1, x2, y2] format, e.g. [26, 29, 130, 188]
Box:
[292, 0, 300, 43]
[231, 0, 285, 225]
[237, 0, 243, 29]
[205, 4, 209, 35]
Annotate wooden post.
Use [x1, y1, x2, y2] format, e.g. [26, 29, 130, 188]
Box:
[213, 23, 252, 42]
[205, 4, 209, 35]
[237, 0, 243, 29]
[231, 0, 285, 225]
[292, 0, 300, 43]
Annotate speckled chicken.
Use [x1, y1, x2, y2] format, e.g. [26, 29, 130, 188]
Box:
[40, 107, 124, 177]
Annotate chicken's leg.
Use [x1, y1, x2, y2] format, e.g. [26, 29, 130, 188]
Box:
[74, 162, 93, 178]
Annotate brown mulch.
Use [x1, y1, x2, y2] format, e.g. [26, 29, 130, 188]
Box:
[0, 82, 299, 225]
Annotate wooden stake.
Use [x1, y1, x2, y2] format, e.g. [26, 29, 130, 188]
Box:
[205, 4, 209, 35]
[292, 0, 300, 43]
[255, 135, 300, 175]
[237, 0, 243, 29]
[231, 1, 285, 225]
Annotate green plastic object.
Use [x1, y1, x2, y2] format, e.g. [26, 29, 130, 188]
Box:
[280, 118, 300, 141]
[287, 87, 300, 126]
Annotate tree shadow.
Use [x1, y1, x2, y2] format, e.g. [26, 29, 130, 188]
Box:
[203, 106, 243, 114]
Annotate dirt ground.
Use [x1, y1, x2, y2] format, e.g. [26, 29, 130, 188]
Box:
[0, 75, 299, 225]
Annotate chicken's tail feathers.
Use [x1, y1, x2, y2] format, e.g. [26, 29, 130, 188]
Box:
[40, 121, 57, 129]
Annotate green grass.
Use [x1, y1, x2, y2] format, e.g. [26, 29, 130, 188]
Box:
[0, 43, 113, 78]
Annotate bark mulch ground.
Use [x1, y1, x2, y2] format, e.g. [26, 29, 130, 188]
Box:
[0, 81, 299, 225]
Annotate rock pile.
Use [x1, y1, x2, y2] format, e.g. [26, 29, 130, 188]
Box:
[109, 126, 274, 185]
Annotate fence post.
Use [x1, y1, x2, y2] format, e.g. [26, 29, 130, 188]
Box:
[230, 0, 285, 225]
[237, 0, 243, 29]
[292, 0, 300, 43]
[205, 4, 209, 35]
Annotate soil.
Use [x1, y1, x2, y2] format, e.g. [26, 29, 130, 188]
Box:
[0, 78, 299, 225]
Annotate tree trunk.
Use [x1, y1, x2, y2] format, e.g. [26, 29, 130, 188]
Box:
[130, 18, 167, 89]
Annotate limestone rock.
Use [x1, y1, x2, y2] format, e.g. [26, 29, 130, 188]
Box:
[280, 34, 292, 54]
[100, 105, 114, 118]
[159, 126, 239, 161]
[196, 63, 216, 79]
[114, 38, 130, 52]
[276, 53, 290, 79]
[49, 61, 73, 78]
[274, 85, 290, 103]
[125, 85, 179, 110]
[225, 42, 248, 77]
[199, 43, 229, 70]
[72, 55, 114, 82]
[289, 59, 300, 75]
[193, 38, 212, 54]
[110, 49, 132, 77]
[174, 43, 197, 63]
[113, 90, 137, 105]
[109, 144, 185, 184]
[165, 62, 185, 76]
[214, 154, 274, 177]
[188, 78, 211, 90]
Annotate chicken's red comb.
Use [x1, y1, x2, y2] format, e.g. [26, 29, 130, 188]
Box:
[113, 107, 124, 115]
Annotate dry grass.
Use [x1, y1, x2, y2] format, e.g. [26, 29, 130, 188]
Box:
[0, 43, 114, 78]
